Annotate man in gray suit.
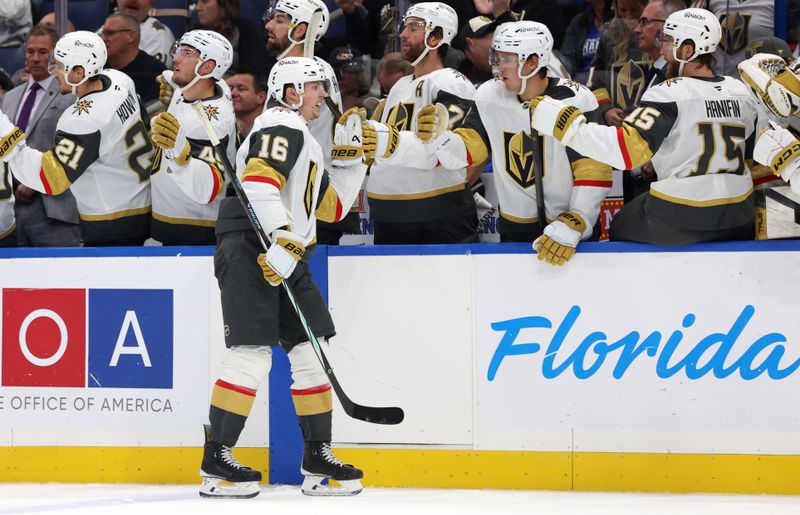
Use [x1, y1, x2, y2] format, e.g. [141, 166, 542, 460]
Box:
[1, 25, 80, 246]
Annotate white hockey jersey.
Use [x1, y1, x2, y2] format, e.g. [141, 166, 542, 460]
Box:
[565, 75, 759, 230]
[140, 16, 176, 66]
[218, 106, 366, 244]
[151, 83, 234, 245]
[308, 58, 342, 174]
[368, 67, 477, 223]
[710, 0, 774, 77]
[0, 164, 14, 243]
[459, 77, 611, 240]
[8, 72, 152, 244]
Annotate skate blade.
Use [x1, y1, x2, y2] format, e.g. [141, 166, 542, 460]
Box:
[301, 475, 363, 496]
[199, 476, 260, 499]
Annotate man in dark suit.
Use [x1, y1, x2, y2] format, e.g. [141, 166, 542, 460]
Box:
[1, 24, 80, 246]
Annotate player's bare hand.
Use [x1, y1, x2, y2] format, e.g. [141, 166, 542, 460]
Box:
[604, 107, 625, 127]
[14, 184, 36, 203]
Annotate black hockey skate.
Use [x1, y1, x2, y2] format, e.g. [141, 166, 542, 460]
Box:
[300, 441, 364, 496]
[199, 424, 261, 498]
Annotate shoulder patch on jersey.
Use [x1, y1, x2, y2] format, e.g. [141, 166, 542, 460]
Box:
[545, 78, 582, 101]
[151, 20, 166, 31]
[72, 99, 94, 116]
[201, 104, 220, 121]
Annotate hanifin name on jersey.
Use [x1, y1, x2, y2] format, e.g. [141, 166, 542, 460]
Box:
[705, 99, 741, 118]
[116, 90, 138, 124]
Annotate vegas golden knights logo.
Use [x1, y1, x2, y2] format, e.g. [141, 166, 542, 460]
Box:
[386, 102, 416, 131]
[502, 131, 541, 188]
[304, 160, 318, 217]
[719, 13, 750, 55]
[611, 60, 649, 111]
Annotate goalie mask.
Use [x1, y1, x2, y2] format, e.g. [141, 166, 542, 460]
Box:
[268, 56, 329, 110]
[402, 2, 458, 67]
[170, 30, 234, 90]
[491, 21, 553, 95]
[662, 8, 721, 64]
[265, 0, 329, 59]
[739, 53, 800, 118]
[51, 31, 107, 94]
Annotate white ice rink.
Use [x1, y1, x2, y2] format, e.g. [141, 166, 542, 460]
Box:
[1, 484, 799, 515]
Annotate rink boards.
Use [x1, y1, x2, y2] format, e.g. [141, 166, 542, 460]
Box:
[1, 241, 800, 494]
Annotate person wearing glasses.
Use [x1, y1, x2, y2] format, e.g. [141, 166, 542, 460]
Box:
[366, 2, 480, 245]
[417, 21, 611, 263]
[115, 0, 176, 65]
[0, 31, 153, 246]
[101, 13, 166, 108]
[530, 8, 761, 245]
[147, 30, 235, 246]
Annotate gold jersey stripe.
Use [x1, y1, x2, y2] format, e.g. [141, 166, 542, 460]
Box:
[499, 211, 548, 224]
[316, 186, 342, 223]
[650, 186, 754, 207]
[367, 182, 466, 201]
[453, 127, 489, 166]
[41, 151, 73, 195]
[211, 384, 256, 417]
[572, 157, 612, 181]
[291, 389, 332, 416]
[79, 205, 151, 222]
[619, 125, 654, 169]
[152, 211, 217, 227]
[242, 160, 287, 189]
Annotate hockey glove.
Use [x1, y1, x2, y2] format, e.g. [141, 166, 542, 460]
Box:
[416, 103, 449, 143]
[754, 122, 800, 185]
[151, 112, 190, 166]
[738, 54, 800, 118]
[0, 111, 26, 163]
[332, 107, 365, 166]
[529, 96, 585, 145]
[363, 120, 399, 162]
[533, 212, 587, 266]
[258, 230, 306, 287]
[157, 71, 176, 107]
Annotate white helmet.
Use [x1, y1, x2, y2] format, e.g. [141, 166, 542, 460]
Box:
[491, 21, 553, 95]
[268, 56, 328, 109]
[268, 0, 330, 59]
[663, 8, 721, 63]
[172, 30, 233, 90]
[403, 2, 458, 66]
[52, 31, 106, 90]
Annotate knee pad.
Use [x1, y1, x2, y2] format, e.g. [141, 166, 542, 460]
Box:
[219, 345, 273, 390]
[287, 340, 329, 390]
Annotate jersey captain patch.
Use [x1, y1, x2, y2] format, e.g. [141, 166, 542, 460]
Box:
[502, 131, 541, 189]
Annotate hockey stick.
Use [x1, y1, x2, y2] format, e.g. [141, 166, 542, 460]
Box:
[192, 102, 404, 425]
[303, 7, 344, 121]
[533, 130, 546, 234]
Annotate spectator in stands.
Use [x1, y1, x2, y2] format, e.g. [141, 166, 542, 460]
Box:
[116, 0, 176, 65]
[0, 25, 80, 247]
[330, 46, 371, 111]
[376, 52, 412, 96]
[744, 37, 794, 65]
[561, 0, 613, 83]
[0, 1, 33, 47]
[490, 0, 567, 48]
[193, 0, 270, 73]
[455, 16, 500, 86]
[225, 69, 267, 146]
[39, 13, 77, 34]
[102, 14, 166, 108]
[333, 0, 393, 59]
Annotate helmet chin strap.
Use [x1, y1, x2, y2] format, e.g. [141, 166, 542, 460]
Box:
[410, 29, 442, 67]
[181, 60, 215, 97]
[64, 69, 90, 96]
[517, 60, 540, 96]
[278, 23, 306, 60]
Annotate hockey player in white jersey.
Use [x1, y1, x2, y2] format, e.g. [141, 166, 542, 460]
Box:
[0, 165, 14, 246]
[530, 8, 760, 245]
[366, 2, 480, 244]
[201, 57, 368, 498]
[264, 0, 360, 244]
[418, 21, 611, 264]
[148, 30, 235, 245]
[0, 31, 152, 246]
